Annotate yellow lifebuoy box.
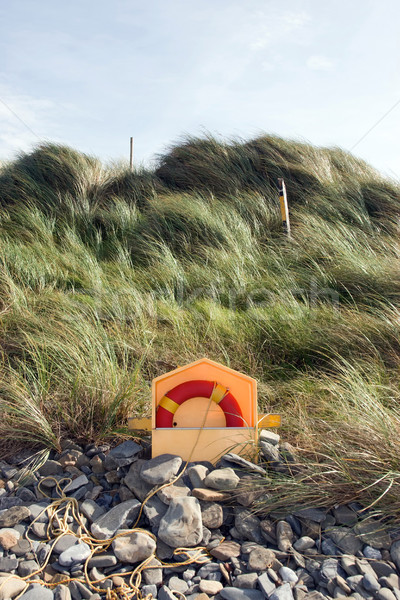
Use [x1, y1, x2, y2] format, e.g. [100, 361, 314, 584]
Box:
[128, 358, 281, 463]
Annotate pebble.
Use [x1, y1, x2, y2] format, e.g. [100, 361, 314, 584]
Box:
[112, 531, 156, 563]
[0, 506, 30, 528]
[158, 497, 203, 548]
[91, 499, 141, 539]
[58, 542, 91, 567]
[204, 468, 240, 490]
[220, 588, 265, 600]
[140, 454, 182, 485]
[276, 520, 294, 551]
[269, 583, 295, 600]
[199, 579, 223, 594]
[0, 527, 20, 550]
[293, 537, 315, 552]
[258, 572, 277, 596]
[0, 574, 27, 599]
[280, 566, 298, 583]
[187, 465, 209, 488]
[247, 547, 275, 571]
[210, 540, 241, 560]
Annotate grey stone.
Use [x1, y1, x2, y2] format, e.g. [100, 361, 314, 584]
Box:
[235, 573, 258, 588]
[321, 538, 339, 556]
[187, 465, 209, 488]
[140, 454, 182, 485]
[390, 540, 400, 571]
[235, 508, 262, 543]
[204, 468, 240, 490]
[68, 580, 92, 599]
[199, 579, 223, 594]
[143, 495, 168, 532]
[59, 542, 91, 566]
[54, 584, 71, 600]
[276, 520, 294, 551]
[87, 554, 117, 568]
[258, 572, 276, 596]
[294, 509, 327, 524]
[158, 585, 179, 600]
[377, 590, 398, 600]
[112, 531, 156, 563]
[260, 441, 281, 464]
[248, 547, 276, 571]
[294, 537, 315, 552]
[197, 563, 220, 577]
[333, 506, 357, 526]
[200, 501, 223, 529]
[0, 574, 26, 599]
[379, 575, 400, 590]
[106, 440, 142, 468]
[327, 528, 363, 555]
[18, 560, 39, 577]
[0, 498, 23, 510]
[142, 585, 157, 599]
[222, 453, 267, 475]
[19, 585, 54, 600]
[158, 497, 202, 548]
[143, 558, 163, 585]
[320, 558, 339, 583]
[0, 557, 18, 571]
[39, 460, 63, 477]
[0, 507, 30, 528]
[341, 555, 359, 576]
[210, 540, 241, 560]
[80, 500, 105, 523]
[53, 535, 78, 554]
[280, 567, 298, 583]
[63, 475, 89, 494]
[362, 574, 381, 593]
[91, 499, 141, 539]
[235, 476, 264, 507]
[169, 576, 189, 593]
[356, 559, 378, 579]
[124, 459, 155, 501]
[157, 480, 191, 504]
[354, 521, 391, 550]
[269, 583, 295, 600]
[363, 546, 382, 560]
[28, 503, 50, 523]
[371, 561, 396, 579]
[259, 430, 280, 446]
[220, 588, 265, 600]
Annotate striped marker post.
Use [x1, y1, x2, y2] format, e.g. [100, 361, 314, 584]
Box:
[278, 178, 291, 237]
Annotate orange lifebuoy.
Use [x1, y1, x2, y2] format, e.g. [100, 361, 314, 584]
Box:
[156, 380, 244, 428]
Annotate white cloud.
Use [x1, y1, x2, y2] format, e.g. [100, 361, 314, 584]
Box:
[306, 55, 334, 71]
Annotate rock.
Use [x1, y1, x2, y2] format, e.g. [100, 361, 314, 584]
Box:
[390, 540, 400, 571]
[269, 583, 295, 600]
[260, 519, 277, 544]
[259, 430, 280, 446]
[87, 554, 118, 569]
[112, 531, 156, 563]
[18, 561, 40, 577]
[199, 580, 223, 594]
[159, 585, 179, 600]
[293, 537, 315, 552]
[142, 585, 157, 599]
[63, 475, 89, 494]
[280, 567, 298, 583]
[59, 542, 91, 566]
[220, 588, 265, 600]
[333, 505, 357, 526]
[379, 574, 400, 590]
[199, 502, 223, 529]
[371, 561, 396, 579]
[276, 520, 294, 551]
[192, 488, 230, 502]
[91, 499, 141, 539]
[157, 480, 191, 504]
[235, 573, 258, 589]
[294, 508, 327, 523]
[118, 486, 134, 502]
[54, 584, 71, 600]
[234, 476, 264, 507]
[0, 506, 30, 528]
[260, 441, 281, 464]
[140, 454, 182, 486]
[362, 574, 381, 593]
[364, 546, 382, 560]
[377, 590, 398, 600]
[28, 503, 50, 523]
[124, 460, 155, 501]
[222, 453, 267, 475]
[158, 497, 203, 548]
[326, 527, 363, 555]
[105, 440, 142, 469]
[210, 540, 241, 560]
[248, 547, 276, 571]
[0, 557, 18, 571]
[143, 496, 168, 532]
[341, 555, 359, 576]
[39, 460, 63, 477]
[320, 558, 339, 583]
[80, 500, 105, 523]
[321, 538, 340, 556]
[143, 558, 163, 585]
[0, 498, 23, 510]
[89, 456, 104, 475]
[354, 521, 391, 550]
[0, 528, 20, 550]
[53, 535, 78, 554]
[169, 576, 189, 593]
[235, 508, 262, 543]
[257, 572, 276, 596]
[0, 575, 27, 599]
[205, 468, 240, 490]
[187, 465, 209, 488]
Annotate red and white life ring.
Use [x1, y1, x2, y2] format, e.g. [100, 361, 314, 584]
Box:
[156, 380, 244, 428]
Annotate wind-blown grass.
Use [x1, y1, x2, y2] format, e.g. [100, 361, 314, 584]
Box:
[1, 135, 400, 517]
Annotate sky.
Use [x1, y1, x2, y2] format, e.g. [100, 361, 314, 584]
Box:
[1, 0, 400, 177]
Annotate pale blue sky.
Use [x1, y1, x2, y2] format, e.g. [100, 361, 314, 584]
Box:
[1, 0, 400, 177]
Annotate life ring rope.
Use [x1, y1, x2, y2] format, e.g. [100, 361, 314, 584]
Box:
[156, 380, 244, 428]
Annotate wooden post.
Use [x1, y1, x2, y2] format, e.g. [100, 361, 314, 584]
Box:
[129, 137, 134, 171]
[278, 178, 291, 237]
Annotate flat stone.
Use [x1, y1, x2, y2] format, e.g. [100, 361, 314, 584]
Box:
[379, 574, 400, 590]
[18, 561, 40, 577]
[187, 465, 209, 488]
[63, 475, 89, 494]
[0, 575, 27, 599]
[276, 520, 294, 551]
[91, 499, 141, 539]
[59, 541, 91, 566]
[140, 454, 182, 486]
[248, 547, 276, 571]
[112, 531, 156, 563]
[204, 468, 240, 490]
[157, 480, 191, 504]
[222, 453, 267, 475]
[28, 503, 50, 523]
[220, 588, 264, 600]
[0, 498, 23, 510]
[234, 476, 264, 507]
[106, 440, 142, 468]
[192, 488, 230, 502]
[53, 584, 71, 600]
[210, 540, 241, 560]
[0, 557, 18, 571]
[280, 567, 298, 583]
[371, 561, 396, 578]
[53, 535, 78, 554]
[259, 430, 280, 446]
[39, 460, 64, 477]
[169, 576, 189, 593]
[377, 590, 398, 600]
[0, 528, 20, 550]
[158, 497, 202, 548]
[124, 459, 155, 501]
[354, 521, 391, 550]
[143, 496, 168, 532]
[142, 558, 163, 586]
[341, 555, 358, 576]
[294, 537, 315, 552]
[87, 554, 118, 568]
[333, 505, 357, 526]
[260, 519, 277, 544]
[294, 508, 327, 523]
[0, 506, 30, 528]
[269, 583, 295, 600]
[260, 441, 281, 464]
[258, 572, 276, 596]
[159, 585, 179, 600]
[235, 573, 258, 589]
[235, 508, 262, 543]
[200, 580, 223, 594]
[327, 527, 363, 555]
[18, 585, 55, 600]
[80, 500, 105, 523]
[320, 558, 339, 583]
[364, 546, 382, 560]
[142, 585, 157, 599]
[362, 574, 381, 593]
[390, 540, 400, 571]
[200, 502, 223, 529]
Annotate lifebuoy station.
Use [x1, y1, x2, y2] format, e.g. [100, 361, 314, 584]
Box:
[128, 358, 280, 463]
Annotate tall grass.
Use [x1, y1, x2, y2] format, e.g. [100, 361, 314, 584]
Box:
[1, 136, 400, 518]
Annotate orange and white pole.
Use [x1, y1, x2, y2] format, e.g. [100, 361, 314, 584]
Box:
[278, 178, 291, 237]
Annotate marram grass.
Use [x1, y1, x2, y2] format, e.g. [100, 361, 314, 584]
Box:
[1, 136, 400, 517]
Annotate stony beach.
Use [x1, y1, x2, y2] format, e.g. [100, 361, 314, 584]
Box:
[0, 431, 399, 600]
